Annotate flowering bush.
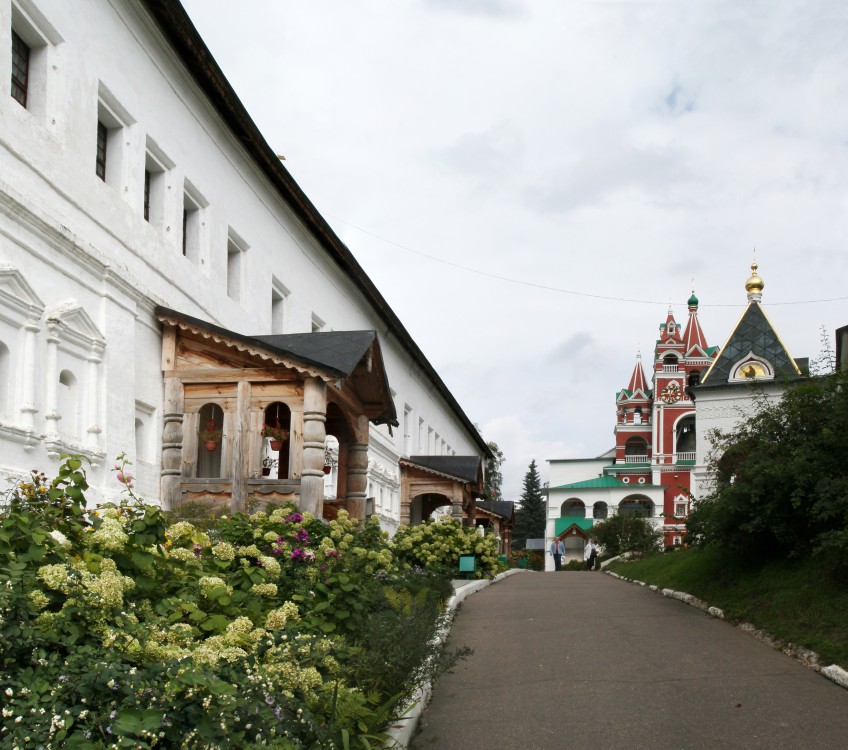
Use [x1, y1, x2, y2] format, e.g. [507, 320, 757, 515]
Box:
[392, 518, 501, 578]
[0, 455, 483, 748]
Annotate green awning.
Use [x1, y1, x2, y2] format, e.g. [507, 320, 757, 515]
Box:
[555, 517, 594, 536]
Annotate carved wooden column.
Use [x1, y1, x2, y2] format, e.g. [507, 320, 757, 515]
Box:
[451, 482, 463, 522]
[230, 380, 250, 513]
[160, 376, 184, 510]
[346, 442, 369, 521]
[301, 377, 327, 517]
[159, 327, 183, 510]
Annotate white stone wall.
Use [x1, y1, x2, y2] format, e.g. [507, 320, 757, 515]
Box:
[692, 383, 785, 500]
[0, 0, 482, 519]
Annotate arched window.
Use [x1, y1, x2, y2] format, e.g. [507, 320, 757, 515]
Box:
[197, 403, 224, 478]
[624, 437, 648, 463]
[58, 369, 78, 437]
[687, 370, 701, 388]
[262, 402, 291, 479]
[593, 502, 609, 519]
[561, 499, 586, 517]
[619, 497, 654, 517]
[676, 415, 696, 455]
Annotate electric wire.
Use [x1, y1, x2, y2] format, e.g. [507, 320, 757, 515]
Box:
[328, 214, 848, 308]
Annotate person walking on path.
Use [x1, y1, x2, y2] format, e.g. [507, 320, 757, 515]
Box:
[550, 536, 565, 571]
[584, 539, 598, 570]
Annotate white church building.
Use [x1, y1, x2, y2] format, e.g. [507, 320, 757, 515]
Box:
[0, 0, 489, 531]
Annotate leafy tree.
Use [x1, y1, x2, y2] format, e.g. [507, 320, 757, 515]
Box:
[512, 459, 545, 550]
[591, 513, 662, 557]
[810, 324, 836, 375]
[687, 370, 848, 570]
[483, 440, 505, 502]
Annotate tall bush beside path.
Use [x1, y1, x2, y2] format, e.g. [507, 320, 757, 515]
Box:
[392, 518, 500, 578]
[687, 369, 848, 570]
[0, 455, 475, 749]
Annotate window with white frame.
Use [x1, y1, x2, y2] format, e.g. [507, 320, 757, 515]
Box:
[181, 183, 206, 262]
[227, 229, 248, 303]
[271, 277, 289, 333]
[10, 1, 62, 117]
[143, 138, 172, 226]
[674, 503, 687, 518]
[311, 313, 325, 333]
[96, 84, 134, 189]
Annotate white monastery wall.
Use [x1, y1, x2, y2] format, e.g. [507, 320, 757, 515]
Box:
[548, 458, 608, 488]
[0, 0, 482, 519]
[692, 384, 785, 500]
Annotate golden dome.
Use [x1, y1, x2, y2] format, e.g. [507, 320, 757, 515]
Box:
[745, 261, 764, 294]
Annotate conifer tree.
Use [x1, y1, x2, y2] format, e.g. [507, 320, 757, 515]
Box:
[512, 459, 546, 550]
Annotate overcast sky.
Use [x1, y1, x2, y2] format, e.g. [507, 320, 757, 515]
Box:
[181, 0, 848, 500]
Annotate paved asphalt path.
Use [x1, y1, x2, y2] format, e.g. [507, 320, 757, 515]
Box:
[410, 571, 848, 750]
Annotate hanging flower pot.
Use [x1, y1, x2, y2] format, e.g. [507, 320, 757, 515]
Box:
[261, 467, 271, 477]
[205, 439, 218, 452]
[323, 464, 332, 475]
[270, 440, 282, 451]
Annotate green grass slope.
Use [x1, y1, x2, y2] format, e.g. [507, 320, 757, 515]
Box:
[607, 547, 848, 668]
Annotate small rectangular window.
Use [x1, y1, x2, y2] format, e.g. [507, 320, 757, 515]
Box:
[96, 87, 134, 188]
[95, 121, 108, 181]
[227, 241, 242, 301]
[181, 180, 207, 262]
[311, 314, 325, 333]
[227, 229, 248, 303]
[144, 138, 173, 227]
[11, 29, 30, 107]
[143, 169, 151, 221]
[182, 193, 199, 258]
[271, 277, 289, 333]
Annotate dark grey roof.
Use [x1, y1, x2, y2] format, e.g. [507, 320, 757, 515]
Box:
[406, 455, 482, 484]
[700, 303, 802, 387]
[253, 332, 377, 377]
[476, 500, 515, 520]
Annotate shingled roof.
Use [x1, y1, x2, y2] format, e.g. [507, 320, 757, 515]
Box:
[700, 303, 802, 387]
[404, 455, 483, 484]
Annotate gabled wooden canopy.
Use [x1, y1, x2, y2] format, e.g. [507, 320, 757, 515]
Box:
[156, 306, 397, 426]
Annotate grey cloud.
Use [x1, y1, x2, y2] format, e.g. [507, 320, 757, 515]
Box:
[523, 144, 692, 215]
[547, 331, 595, 364]
[433, 123, 524, 177]
[423, 0, 527, 19]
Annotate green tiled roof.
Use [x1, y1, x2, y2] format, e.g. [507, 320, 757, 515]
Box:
[555, 517, 594, 535]
[553, 476, 624, 490]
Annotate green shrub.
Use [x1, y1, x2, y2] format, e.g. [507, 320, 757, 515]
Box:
[591, 514, 662, 557]
[392, 518, 500, 578]
[0, 455, 470, 749]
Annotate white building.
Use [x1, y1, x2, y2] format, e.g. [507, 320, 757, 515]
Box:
[0, 0, 489, 532]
